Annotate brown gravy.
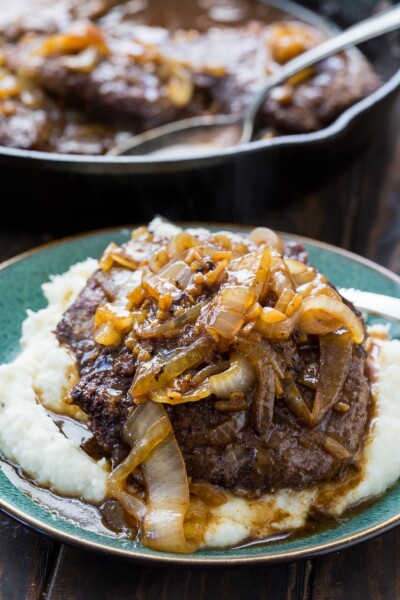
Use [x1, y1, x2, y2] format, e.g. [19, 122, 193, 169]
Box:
[98, 0, 287, 32]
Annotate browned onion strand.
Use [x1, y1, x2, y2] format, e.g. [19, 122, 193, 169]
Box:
[255, 306, 301, 340]
[214, 396, 248, 412]
[108, 401, 201, 553]
[254, 364, 275, 437]
[183, 497, 210, 546]
[190, 361, 230, 387]
[234, 336, 278, 436]
[109, 405, 170, 482]
[321, 435, 351, 460]
[136, 301, 207, 339]
[130, 334, 215, 397]
[298, 295, 364, 343]
[142, 433, 198, 553]
[189, 481, 228, 507]
[311, 330, 353, 425]
[111, 490, 147, 522]
[227, 247, 271, 298]
[281, 378, 312, 425]
[122, 401, 171, 448]
[209, 352, 255, 399]
[34, 23, 109, 58]
[150, 379, 212, 405]
[202, 286, 255, 341]
[107, 402, 172, 520]
[200, 248, 271, 341]
[207, 411, 247, 446]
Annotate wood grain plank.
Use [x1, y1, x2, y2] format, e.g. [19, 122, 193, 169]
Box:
[0, 513, 59, 600]
[310, 527, 400, 600]
[46, 545, 315, 600]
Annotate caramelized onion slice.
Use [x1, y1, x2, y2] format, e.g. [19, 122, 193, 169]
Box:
[157, 259, 192, 288]
[199, 248, 271, 340]
[284, 257, 309, 277]
[255, 306, 301, 340]
[150, 352, 255, 405]
[234, 336, 278, 436]
[202, 248, 271, 340]
[0, 73, 21, 99]
[210, 352, 255, 399]
[93, 322, 122, 346]
[190, 481, 228, 507]
[111, 490, 147, 523]
[122, 401, 171, 448]
[206, 411, 247, 446]
[130, 335, 214, 396]
[33, 23, 108, 57]
[150, 380, 212, 405]
[298, 295, 365, 344]
[253, 364, 275, 437]
[311, 331, 353, 425]
[61, 46, 102, 73]
[109, 402, 201, 552]
[94, 302, 133, 332]
[249, 227, 284, 253]
[183, 497, 209, 547]
[202, 286, 254, 340]
[227, 247, 271, 298]
[167, 231, 200, 258]
[190, 361, 230, 386]
[269, 252, 295, 296]
[282, 378, 312, 425]
[107, 402, 172, 520]
[143, 433, 198, 553]
[321, 435, 350, 460]
[136, 301, 206, 339]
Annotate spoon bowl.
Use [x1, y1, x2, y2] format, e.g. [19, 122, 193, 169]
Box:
[108, 116, 243, 157]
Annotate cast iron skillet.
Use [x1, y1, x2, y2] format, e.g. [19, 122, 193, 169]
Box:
[1, 0, 399, 231]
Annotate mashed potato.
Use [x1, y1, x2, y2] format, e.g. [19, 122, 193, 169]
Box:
[0, 235, 399, 548]
[0, 258, 108, 503]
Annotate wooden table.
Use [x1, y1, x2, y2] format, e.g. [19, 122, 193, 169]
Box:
[0, 97, 399, 600]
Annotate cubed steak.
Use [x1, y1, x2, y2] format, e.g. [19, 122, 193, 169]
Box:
[56, 228, 371, 497]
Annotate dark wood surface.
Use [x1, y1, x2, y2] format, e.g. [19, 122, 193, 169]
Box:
[0, 98, 399, 600]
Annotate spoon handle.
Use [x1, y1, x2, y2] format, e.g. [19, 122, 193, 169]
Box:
[339, 288, 400, 322]
[242, 4, 400, 142]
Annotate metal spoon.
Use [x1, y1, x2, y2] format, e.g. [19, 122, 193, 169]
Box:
[108, 4, 400, 157]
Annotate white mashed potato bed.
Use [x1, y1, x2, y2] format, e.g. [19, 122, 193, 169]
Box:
[0, 227, 399, 548]
[0, 258, 108, 503]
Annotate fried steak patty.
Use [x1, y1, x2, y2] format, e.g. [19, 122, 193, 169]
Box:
[56, 241, 371, 497]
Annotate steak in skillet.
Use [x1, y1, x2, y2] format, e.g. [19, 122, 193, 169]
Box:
[0, 0, 379, 154]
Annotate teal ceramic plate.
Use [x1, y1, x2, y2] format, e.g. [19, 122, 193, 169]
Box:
[0, 227, 399, 565]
